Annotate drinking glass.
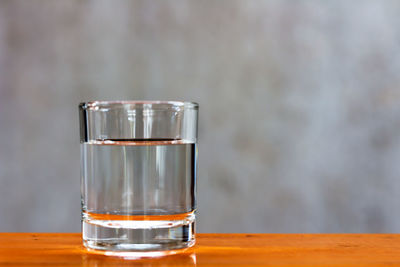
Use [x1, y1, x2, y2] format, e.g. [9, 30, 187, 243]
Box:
[79, 101, 198, 252]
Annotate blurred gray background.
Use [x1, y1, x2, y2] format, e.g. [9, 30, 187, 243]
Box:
[1, 0, 400, 233]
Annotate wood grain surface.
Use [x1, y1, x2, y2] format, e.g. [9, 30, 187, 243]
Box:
[0, 233, 399, 266]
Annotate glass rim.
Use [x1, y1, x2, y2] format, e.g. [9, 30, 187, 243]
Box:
[79, 100, 199, 110]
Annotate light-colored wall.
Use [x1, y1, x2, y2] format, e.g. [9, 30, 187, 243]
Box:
[1, 0, 400, 233]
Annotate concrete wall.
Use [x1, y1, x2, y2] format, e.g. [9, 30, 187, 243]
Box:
[1, 0, 400, 232]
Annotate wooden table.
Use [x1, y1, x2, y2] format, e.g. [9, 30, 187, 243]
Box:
[1, 233, 399, 266]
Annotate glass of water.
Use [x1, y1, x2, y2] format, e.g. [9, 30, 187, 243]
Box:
[79, 101, 198, 252]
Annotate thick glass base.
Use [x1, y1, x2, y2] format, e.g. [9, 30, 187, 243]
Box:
[82, 213, 195, 252]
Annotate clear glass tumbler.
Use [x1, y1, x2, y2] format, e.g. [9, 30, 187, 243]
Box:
[79, 101, 198, 252]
